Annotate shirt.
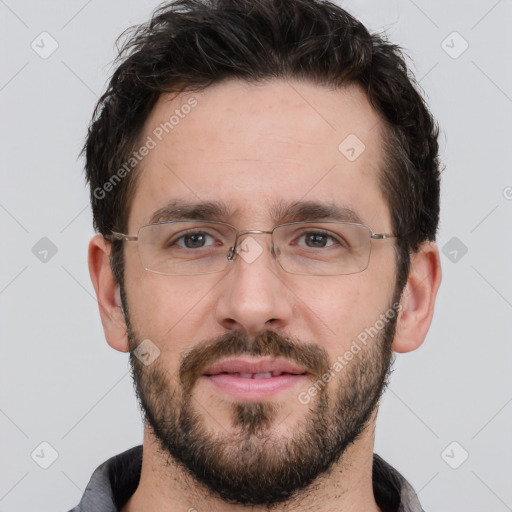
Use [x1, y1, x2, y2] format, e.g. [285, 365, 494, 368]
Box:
[68, 445, 425, 512]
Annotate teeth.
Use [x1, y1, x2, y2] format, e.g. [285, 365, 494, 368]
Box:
[228, 372, 286, 379]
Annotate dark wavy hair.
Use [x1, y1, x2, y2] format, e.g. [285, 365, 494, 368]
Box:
[83, 0, 441, 293]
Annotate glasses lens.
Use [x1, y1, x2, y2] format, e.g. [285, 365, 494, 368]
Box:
[137, 221, 236, 275]
[274, 222, 372, 275]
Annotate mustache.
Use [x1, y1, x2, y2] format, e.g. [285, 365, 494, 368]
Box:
[179, 330, 330, 393]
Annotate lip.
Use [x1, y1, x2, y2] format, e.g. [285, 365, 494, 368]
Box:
[203, 357, 308, 377]
[202, 357, 309, 401]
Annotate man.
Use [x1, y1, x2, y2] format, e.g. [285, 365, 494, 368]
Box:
[73, 0, 442, 510]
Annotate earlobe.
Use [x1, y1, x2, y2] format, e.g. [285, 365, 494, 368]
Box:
[88, 235, 130, 353]
[392, 241, 442, 354]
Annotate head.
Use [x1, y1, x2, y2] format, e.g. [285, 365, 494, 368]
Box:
[86, 0, 441, 506]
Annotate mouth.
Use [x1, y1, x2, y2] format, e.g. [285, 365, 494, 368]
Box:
[202, 357, 310, 401]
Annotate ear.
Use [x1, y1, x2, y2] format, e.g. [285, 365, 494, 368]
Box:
[392, 241, 442, 353]
[88, 234, 130, 353]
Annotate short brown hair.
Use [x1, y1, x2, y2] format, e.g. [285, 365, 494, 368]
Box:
[83, 0, 441, 291]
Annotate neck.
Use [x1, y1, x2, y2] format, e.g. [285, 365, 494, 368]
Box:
[122, 413, 382, 512]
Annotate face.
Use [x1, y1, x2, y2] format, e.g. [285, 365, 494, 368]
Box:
[121, 79, 401, 505]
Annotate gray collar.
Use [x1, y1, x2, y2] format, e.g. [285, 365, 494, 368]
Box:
[68, 446, 424, 512]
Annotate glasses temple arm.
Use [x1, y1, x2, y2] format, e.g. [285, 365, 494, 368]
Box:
[371, 233, 398, 240]
[106, 232, 138, 242]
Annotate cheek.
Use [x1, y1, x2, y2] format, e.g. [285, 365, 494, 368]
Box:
[124, 263, 219, 346]
[288, 272, 393, 357]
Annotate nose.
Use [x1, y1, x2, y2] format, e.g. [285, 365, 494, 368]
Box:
[215, 233, 294, 336]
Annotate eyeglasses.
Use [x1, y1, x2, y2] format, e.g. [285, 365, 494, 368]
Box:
[108, 220, 397, 276]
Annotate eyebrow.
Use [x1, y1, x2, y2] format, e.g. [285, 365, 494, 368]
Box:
[148, 199, 363, 225]
[271, 199, 363, 225]
[149, 200, 236, 224]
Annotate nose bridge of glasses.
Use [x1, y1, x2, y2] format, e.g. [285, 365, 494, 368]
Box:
[227, 229, 277, 261]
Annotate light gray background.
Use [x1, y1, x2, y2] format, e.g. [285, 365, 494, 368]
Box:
[1, 1, 511, 511]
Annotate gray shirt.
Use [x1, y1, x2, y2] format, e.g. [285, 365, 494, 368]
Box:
[68, 446, 424, 512]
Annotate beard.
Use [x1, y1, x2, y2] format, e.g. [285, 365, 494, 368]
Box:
[123, 291, 399, 507]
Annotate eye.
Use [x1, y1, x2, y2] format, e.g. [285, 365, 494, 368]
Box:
[173, 230, 218, 249]
[296, 230, 343, 249]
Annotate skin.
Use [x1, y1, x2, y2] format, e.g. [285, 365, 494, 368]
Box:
[89, 79, 442, 512]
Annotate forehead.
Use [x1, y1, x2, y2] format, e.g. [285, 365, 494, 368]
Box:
[128, 79, 390, 230]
